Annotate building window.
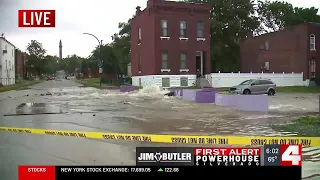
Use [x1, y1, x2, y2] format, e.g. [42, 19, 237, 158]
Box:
[180, 77, 188, 87]
[138, 28, 141, 44]
[180, 21, 187, 38]
[162, 77, 170, 87]
[9, 61, 11, 70]
[265, 41, 269, 50]
[197, 21, 204, 38]
[310, 59, 316, 79]
[310, 34, 316, 50]
[180, 53, 187, 69]
[161, 20, 168, 37]
[138, 55, 141, 72]
[161, 51, 168, 69]
[5, 60, 7, 69]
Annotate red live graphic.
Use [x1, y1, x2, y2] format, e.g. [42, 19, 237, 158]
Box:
[18, 10, 56, 27]
[280, 145, 302, 166]
[18, 166, 55, 180]
[194, 148, 261, 156]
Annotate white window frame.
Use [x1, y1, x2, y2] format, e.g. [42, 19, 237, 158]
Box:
[138, 28, 141, 45]
[161, 51, 169, 71]
[180, 21, 187, 38]
[197, 21, 204, 38]
[161, 20, 168, 37]
[310, 34, 316, 51]
[180, 53, 187, 69]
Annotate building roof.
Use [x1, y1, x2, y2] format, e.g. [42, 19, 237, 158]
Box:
[0, 37, 16, 48]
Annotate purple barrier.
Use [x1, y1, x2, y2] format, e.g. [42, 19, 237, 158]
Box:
[236, 95, 268, 112]
[195, 90, 215, 103]
[120, 85, 134, 93]
[170, 89, 183, 96]
[215, 93, 237, 107]
[182, 89, 198, 101]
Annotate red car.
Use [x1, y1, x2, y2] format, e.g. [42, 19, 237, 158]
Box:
[47, 76, 53, 81]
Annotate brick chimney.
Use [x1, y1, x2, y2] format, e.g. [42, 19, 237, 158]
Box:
[147, 0, 163, 7]
[136, 6, 141, 16]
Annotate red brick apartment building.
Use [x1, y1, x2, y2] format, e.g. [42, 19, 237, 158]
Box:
[15, 49, 27, 79]
[130, 0, 211, 87]
[240, 23, 319, 81]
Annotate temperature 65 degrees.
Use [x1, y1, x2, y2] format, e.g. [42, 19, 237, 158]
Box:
[268, 156, 277, 163]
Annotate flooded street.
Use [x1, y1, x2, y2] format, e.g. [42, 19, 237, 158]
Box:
[0, 79, 319, 179]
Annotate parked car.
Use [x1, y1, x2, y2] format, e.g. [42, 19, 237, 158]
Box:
[47, 76, 53, 81]
[229, 79, 276, 96]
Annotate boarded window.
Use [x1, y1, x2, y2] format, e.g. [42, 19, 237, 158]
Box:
[162, 77, 170, 87]
[180, 77, 188, 86]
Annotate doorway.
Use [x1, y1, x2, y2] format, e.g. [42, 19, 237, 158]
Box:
[196, 51, 204, 76]
[309, 59, 316, 80]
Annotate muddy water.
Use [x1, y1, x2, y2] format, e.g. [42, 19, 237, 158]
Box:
[42, 86, 318, 137]
[46, 86, 320, 179]
[1, 83, 319, 179]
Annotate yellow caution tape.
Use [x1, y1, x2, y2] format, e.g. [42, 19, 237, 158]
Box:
[0, 126, 319, 147]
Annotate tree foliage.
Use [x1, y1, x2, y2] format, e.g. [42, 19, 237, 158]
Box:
[24, 0, 320, 77]
[256, 1, 320, 33]
[26, 40, 47, 75]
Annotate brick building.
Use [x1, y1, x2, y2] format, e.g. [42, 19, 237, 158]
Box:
[130, 0, 211, 87]
[240, 23, 319, 81]
[15, 49, 27, 79]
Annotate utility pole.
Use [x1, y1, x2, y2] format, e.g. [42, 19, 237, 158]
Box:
[83, 33, 103, 87]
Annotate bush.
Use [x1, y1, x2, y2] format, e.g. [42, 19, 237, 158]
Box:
[314, 77, 320, 86]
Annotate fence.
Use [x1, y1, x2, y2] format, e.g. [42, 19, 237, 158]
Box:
[0, 78, 16, 86]
[207, 72, 308, 87]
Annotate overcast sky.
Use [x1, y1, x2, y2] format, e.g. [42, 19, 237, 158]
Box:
[0, 0, 319, 58]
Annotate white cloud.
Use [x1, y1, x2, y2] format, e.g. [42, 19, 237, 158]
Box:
[0, 0, 318, 58]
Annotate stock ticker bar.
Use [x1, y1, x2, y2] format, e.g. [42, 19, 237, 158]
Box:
[18, 145, 303, 179]
[18, 166, 301, 179]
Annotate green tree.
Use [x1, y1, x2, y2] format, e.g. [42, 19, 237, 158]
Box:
[110, 19, 132, 75]
[43, 55, 58, 75]
[184, 0, 259, 72]
[26, 40, 47, 76]
[63, 55, 84, 74]
[256, 0, 320, 33]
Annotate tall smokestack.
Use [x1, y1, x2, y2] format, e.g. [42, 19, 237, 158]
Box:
[59, 40, 62, 61]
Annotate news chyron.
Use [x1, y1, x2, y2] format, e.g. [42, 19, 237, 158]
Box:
[136, 145, 303, 167]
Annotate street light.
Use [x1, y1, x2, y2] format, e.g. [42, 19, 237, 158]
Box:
[83, 32, 103, 87]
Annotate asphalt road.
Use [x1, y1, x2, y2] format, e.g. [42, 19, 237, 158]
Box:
[0, 79, 319, 179]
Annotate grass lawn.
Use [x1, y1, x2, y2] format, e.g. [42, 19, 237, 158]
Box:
[271, 116, 320, 137]
[0, 80, 44, 93]
[75, 78, 120, 89]
[276, 86, 320, 93]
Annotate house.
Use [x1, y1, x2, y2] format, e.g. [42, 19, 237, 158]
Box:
[130, 0, 211, 87]
[15, 49, 27, 79]
[240, 23, 319, 83]
[0, 36, 16, 85]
